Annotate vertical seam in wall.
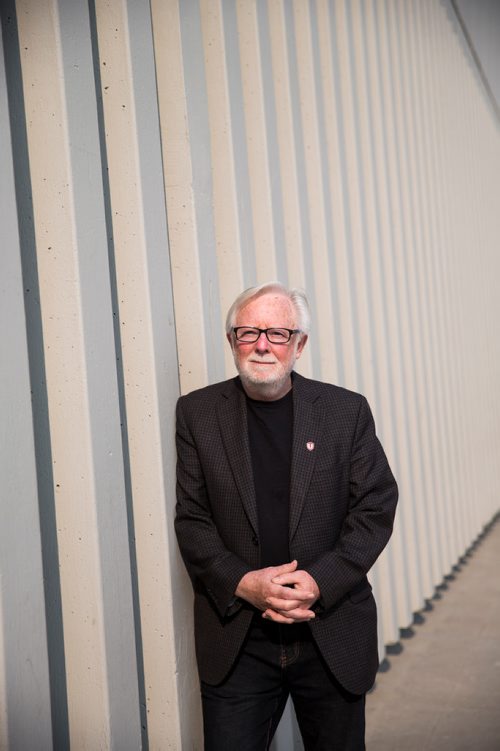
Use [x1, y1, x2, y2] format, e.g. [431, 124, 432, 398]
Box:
[0, 2, 70, 746]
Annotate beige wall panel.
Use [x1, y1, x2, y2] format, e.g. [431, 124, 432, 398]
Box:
[198, 0, 248, 379]
[93, 2, 189, 747]
[151, 0, 209, 396]
[266, 0, 313, 377]
[266, 2, 306, 286]
[315, 0, 358, 387]
[331, 0, 376, 398]
[291, 0, 336, 383]
[235, 0, 277, 282]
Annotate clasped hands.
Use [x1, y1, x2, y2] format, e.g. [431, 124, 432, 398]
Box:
[235, 560, 319, 624]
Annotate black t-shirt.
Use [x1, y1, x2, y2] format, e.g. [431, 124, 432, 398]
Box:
[246, 389, 293, 568]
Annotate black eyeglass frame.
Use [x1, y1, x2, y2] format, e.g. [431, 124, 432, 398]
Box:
[232, 326, 302, 344]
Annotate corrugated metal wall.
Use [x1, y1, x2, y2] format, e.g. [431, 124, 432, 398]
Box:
[1, 0, 499, 748]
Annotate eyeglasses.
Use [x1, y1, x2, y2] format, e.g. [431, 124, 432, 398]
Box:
[232, 327, 301, 344]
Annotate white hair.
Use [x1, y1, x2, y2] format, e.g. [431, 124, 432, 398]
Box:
[225, 281, 311, 335]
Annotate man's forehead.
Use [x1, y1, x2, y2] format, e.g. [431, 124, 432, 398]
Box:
[237, 293, 295, 321]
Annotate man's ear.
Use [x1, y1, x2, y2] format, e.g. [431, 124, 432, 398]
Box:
[226, 332, 234, 349]
[295, 334, 308, 358]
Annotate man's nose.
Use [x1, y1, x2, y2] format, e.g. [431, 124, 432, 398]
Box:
[255, 331, 270, 351]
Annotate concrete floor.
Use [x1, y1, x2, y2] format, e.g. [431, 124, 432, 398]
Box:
[366, 517, 500, 750]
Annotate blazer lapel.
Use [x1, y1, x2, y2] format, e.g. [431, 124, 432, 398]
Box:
[216, 379, 259, 535]
[289, 374, 324, 542]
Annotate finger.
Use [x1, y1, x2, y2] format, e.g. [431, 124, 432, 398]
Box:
[263, 608, 315, 623]
[271, 572, 302, 586]
[266, 594, 314, 611]
[262, 610, 295, 625]
[265, 597, 305, 611]
[278, 608, 316, 621]
[271, 586, 314, 600]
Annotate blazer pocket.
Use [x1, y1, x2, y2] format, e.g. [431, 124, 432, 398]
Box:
[348, 581, 373, 604]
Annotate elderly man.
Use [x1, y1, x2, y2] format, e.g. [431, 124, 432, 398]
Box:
[175, 282, 398, 750]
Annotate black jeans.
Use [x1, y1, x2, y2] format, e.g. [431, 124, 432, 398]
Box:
[201, 617, 365, 751]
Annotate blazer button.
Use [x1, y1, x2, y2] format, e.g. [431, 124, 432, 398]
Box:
[252, 535, 259, 547]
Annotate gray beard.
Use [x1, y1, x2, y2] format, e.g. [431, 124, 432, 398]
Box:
[236, 365, 293, 401]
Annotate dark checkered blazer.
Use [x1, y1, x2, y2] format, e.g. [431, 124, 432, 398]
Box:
[175, 372, 398, 694]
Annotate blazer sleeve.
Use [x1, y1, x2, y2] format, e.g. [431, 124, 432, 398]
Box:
[305, 395, 398, 611]
[175, 396, 252, 618]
